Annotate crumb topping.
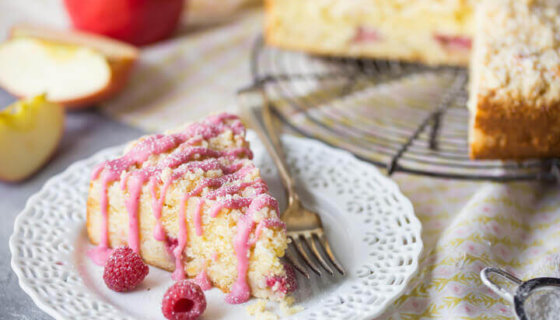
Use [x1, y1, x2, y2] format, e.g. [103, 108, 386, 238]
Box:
[474, 0, 560, 107]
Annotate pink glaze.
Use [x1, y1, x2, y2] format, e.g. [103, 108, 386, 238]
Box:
[225, 213, 253, 304]
[250, 218, 287, 246]
[206, 179, 267, 200]
[352, 26, 382, 43]
[90, 114, 244, 181]
[194, 268, 213, 291]
[87, 246, 112, 266]
[172, 194, 189, 281]
[434, 34, 472, 51]
[90, 113, 285, 302]
[184, 164, 254, 201]
[150, 177, 171, 241]
[90, 177, 112, 265]
[157, 146, 250, 170]
[164, 236, 178, 257]
[173, 158, 243, 179]
[193, 198, 205, 237]
[143, 151, 249, 243]
[225, 194, 279, 304]
[209, 197, 253, 218]
[90, 113, 247, 264]
[123, 174, 143, 253]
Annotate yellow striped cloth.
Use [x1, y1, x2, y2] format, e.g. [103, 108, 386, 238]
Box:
[101, 9, 261, 131]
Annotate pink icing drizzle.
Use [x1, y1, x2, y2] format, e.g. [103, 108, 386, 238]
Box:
[90, 113, 286, 303]
[87, 245, 112, 266]
[90, 113, 247, 265]
[225, 194, 279, 304]
[150, 177, 171, 241]
[87, 177, 114, 266]
[167, 153, 255, 280]
[194, 268, 213, 291]
[123, 174, 143, 253]
[172, 194, 189, 281]
[173, 158, 243, 180]
[194, 198, 205, 237]
[210, 197, 253, 218]
[206, 179, 267, 200]
[121, 147, 251, 252]
[164, 236, 178, 257]
[250, 218, 287, 246]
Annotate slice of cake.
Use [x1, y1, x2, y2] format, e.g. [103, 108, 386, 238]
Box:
[468, 0, 560, 159]
[265, 0, 476, 66]
[87, 113, 294, 303]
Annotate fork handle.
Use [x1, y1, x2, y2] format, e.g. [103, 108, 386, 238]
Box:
[238, 87, 299, 205]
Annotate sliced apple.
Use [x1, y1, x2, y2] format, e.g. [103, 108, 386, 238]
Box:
[0, 95, 64, 182]
[0, 25, 138, 109]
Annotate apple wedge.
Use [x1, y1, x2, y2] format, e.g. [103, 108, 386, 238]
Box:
[0, 25, 138, 109]
[0, 95, 64, 182]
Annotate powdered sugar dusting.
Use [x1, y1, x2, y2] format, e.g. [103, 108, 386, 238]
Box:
[524, 286, 560, 320]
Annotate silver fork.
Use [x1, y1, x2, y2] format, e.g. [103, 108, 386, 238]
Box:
[238, 87, 345, 278]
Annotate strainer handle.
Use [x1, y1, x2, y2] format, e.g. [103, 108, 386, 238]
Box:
[481, 267, 523, 303]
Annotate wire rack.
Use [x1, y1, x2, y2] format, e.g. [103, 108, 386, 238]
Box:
[249, 36, 560, 182]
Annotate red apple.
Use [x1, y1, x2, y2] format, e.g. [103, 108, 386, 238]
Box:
[64, 0, 184, 46]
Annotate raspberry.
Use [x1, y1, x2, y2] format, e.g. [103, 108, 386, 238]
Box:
[162, 280, 207, 320]
[284, 262, 298, 293]
[266, 262, 298, 294]
[103, 246, 149, 292]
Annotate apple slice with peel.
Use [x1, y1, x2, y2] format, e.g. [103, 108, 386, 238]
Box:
[0, 95, 64, 182]
[0, 25, 138, 109]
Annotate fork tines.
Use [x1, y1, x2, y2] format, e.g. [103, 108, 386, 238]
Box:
[285, 230, 344, 278]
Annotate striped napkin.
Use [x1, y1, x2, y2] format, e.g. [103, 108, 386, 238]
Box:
[101, 9, 261, 131]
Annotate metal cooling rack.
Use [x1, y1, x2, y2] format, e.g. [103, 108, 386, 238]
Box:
[248, 36, 560, 182]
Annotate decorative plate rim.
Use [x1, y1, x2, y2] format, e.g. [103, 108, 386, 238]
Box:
[10, 133, 423, 320]
[9, 145, 123, 320]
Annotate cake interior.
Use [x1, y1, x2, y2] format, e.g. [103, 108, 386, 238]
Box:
[265, 0, 476, 65]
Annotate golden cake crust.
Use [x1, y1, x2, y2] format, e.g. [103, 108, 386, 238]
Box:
[469, 0, 560, 159]
[470, 96, 560, 159]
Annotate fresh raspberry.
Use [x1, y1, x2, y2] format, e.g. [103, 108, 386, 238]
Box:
[162, 280, 207, 320]
[283, 262, 298, 293]
[103, 246, 149, 292]
[266, 262, 298, 294]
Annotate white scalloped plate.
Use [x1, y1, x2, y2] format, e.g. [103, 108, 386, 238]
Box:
[10, 132, 422, 320]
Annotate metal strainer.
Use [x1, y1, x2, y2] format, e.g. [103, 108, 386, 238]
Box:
[481, 267, 560, 320]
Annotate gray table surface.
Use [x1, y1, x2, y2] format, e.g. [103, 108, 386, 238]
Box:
[0, 89, 144, 319]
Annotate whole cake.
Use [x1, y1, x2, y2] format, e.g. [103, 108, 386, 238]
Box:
[87, 113, 294, 303]
[265, 0, 560, 160]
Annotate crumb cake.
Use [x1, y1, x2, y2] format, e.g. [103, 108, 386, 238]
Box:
[87, 113, 294, 303]
[265, 0, 476, 66]
[469, 0, 560, 159]
[266, 0, 560, 160]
